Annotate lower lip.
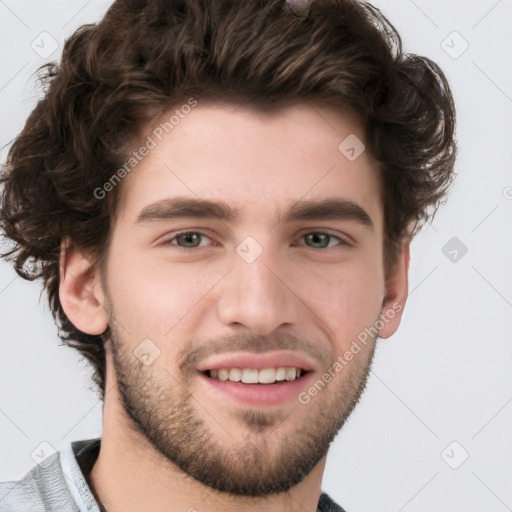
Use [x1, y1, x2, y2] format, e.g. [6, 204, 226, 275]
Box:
[198, 372, 314, 406]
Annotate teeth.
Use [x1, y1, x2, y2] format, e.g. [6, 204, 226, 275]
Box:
[241, 368, 259, 384]
[285, 367, 297, 381]
[207, 367, 304, 384]
[229, 368, 241, 382]
[258, 368, 276, 384]
[275, 367, 286, 381]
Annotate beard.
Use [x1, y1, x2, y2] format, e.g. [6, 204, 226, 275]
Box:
[106, 319, 378, 497]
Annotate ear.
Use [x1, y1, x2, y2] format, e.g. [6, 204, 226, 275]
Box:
[58, 238, 109, 336]
[378, 241, 410, 339]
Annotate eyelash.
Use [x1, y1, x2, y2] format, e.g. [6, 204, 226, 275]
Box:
[160, 230, 351, 252]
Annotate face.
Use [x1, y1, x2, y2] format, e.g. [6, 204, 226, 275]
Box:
[85, 101, 405, 495]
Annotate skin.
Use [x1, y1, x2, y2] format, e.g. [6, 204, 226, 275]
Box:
[59, 101, 410, 512]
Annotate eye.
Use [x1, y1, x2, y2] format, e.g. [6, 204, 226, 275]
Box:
[298, 232, 350, 249]
[161, 231, 213, 251]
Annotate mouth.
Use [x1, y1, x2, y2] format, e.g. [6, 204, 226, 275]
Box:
[197, 362, 314, 406]
[201, 366, 310, 384]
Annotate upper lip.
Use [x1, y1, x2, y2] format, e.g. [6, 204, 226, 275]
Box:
[196, 351, 315, 372]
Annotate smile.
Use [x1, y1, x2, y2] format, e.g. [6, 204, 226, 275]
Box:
[198, 368, 313, 407]
[205, 367, 306, 384]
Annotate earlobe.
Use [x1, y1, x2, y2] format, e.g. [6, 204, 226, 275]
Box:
[378, 242, 410, 339]
[59, 238, 109, 336]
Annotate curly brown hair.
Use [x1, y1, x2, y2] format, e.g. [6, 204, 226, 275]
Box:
[0, 0, 457, 402]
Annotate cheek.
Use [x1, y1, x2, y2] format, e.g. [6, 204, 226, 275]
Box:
[107, 248, 222, 339]
[299, 256, 384, 348]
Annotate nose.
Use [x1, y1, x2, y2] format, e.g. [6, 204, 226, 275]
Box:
[217, 241, 300, 336]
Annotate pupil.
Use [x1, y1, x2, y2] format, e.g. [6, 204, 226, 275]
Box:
[307, 233, 328, 248]
[180, 233, 199, 247]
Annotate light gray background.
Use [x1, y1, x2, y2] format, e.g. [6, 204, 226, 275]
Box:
[1, 1, 511, 511]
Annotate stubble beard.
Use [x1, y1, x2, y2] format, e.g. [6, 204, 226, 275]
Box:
[107, 323, 377, 497]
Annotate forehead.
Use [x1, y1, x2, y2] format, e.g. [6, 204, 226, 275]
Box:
[114, 100, 383, 232]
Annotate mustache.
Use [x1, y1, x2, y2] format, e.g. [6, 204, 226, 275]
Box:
[177, 331, 330, 371]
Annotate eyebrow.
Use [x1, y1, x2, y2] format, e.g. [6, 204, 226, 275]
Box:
[135, 196, 374, 230]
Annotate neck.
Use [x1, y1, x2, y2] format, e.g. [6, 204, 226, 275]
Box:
[89, 416, 326, 512]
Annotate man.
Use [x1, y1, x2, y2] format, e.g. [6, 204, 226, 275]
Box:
[0, 0, 456, 510]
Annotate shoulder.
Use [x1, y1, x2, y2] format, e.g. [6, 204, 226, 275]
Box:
[318, 491, 348, 512]
[0, 450, 79, 512]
